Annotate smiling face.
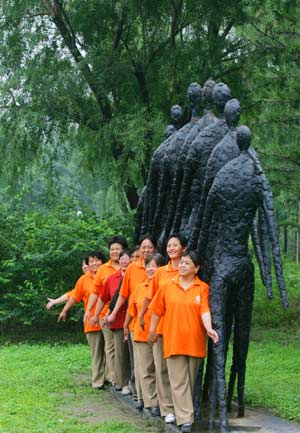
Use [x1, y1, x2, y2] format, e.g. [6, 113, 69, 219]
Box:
[139, 238, 155, 260]
[109, 243, 123, 263]
[178, 255, 199, 279]
[88, 256, 102, 275]
[166, 237, 184, 261]
[119, 253, 131, 272]
[145, 259, 158, 279]
[82, 260, 89, 274]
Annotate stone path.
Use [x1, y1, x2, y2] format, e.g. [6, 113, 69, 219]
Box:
[112, 390, 300, 433]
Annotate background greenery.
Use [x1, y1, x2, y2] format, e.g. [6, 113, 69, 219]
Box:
[0, 1, 299, 327]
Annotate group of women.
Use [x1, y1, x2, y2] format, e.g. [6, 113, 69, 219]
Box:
[46, 233, 218, 433]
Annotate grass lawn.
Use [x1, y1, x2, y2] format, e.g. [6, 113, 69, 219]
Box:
[0, 328, 299, 433]
[0, 341, 155, 433]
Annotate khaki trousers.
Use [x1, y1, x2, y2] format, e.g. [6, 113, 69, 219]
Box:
[102, 326, 115, 384]
[135, 341, 158, 408]
[85, 331, 105, 388]
[113, 328, 130, 387]
[166, 355, 202, 425]
[153, 336, 174, 416]
[132, 336, 142, 400]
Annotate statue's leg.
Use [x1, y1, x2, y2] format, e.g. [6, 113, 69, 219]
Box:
[209, 272, 229, 433]
[235, 261, 254, 417]
[202, 338, 213, 402]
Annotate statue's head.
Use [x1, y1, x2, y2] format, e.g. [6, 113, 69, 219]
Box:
[224, 99, 241, 128]
[187, 82, 202, 109]
[237, 125, 251, 151]
[170, 104, 183, 124]
[202, 78, 216, 107]
[212, 83, 232, 114]
[164, 124, 177, 138]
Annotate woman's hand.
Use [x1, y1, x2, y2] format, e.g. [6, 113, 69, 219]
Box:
[207, 329, 219, 344]
[89, 315, 99, 327]
[58, 310, 67, 322]
[148, 330, 158, 344]
[123, 326, 129, 341]
[46, 298, 55, 310]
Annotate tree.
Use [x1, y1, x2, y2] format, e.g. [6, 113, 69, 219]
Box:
[0, 0, 258, 210]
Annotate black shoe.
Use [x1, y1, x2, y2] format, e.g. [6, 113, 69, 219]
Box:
[136, 400, 144, 411]
[94, 385, 104, 391]
[181, 423, 192, 432]
[150, 406, 160, 417]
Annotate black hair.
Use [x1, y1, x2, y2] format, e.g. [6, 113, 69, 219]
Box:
[108, 235, 128, 249]
[180, 250, 201, 267]
[145, 253, 166, 267]
[138, 233, 156, 248]
[166, 232, 188, 248]
[130, 245, 140, 255]
[88, 250, 106, 264]
[119, 248, 131, 258]
[82, 256, 89, 265]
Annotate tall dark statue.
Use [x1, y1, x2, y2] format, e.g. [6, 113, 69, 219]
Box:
[169, 83, 232, 239]
[150, 82, 202, 242]
[160, 79, 216, 248]
[198, 126, 288, 433]
[134, 104, 183, 244]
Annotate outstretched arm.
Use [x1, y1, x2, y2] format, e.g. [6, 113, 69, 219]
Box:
[46, 294, 68, 310]
[58, 296, 76, 322]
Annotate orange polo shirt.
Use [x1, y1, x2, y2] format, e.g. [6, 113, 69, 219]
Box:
[120, 257, 147, 300]
[71, 273, 101, 334]
[147, 261, 179, 335]
[120, 257, 147, 330]
[93, 260, 120, 318]
[128, 280, 152, 342]
[66, 289, 75, 299]
[149, 275, 210, 358]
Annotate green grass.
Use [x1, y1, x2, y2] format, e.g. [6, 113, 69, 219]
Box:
[226, 328, 300, 421]
[0, 343, 150, 433]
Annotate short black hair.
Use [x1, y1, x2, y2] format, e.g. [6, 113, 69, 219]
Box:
[145, 253, 166, 267]
[130, 245, 140, 255]
[119, 248, 131, 258]
[180, 250, 200, 267]
[88, 250, 106, 263]
[138, 234, 156, 248]
[166, 232, 188, 248]
[108, 235, 128, 249]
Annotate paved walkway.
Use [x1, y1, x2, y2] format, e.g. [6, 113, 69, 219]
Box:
[112, 389, 300, 433]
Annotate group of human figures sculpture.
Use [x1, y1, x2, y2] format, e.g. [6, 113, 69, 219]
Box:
[134, 80, 288, 433]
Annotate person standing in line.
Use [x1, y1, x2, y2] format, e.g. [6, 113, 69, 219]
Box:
[84, 235, 128, 385]
[56, 251, 107, 390]
[107, 235, 156, 406]
[89, 249, 132, 395]
[149, 250, 218, 433]
[139, 233, 187, 424]
[124, 253, 165, 416]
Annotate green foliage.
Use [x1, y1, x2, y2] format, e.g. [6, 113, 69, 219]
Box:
[252, 259, 300, 329]
[0, 194, 133, 328]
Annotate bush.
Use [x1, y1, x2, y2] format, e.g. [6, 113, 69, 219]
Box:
[0, 199, 133, 329]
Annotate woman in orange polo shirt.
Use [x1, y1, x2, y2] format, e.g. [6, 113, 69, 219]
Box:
[124, 253, 165, 416]
[149, 250, 218, 433]
[139, 233, 187, 424]
[107, 234, 156, 400]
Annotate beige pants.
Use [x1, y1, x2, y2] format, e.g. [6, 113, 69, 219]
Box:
[153, 335, 174, 416]
[132, 335, 142, 400]
[166, 355, 202, 425]
[135, 340, 158, 408]
[85, 331, 105, 388]
[102, 326, 115, 384]
[113, 328, 130, 387]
